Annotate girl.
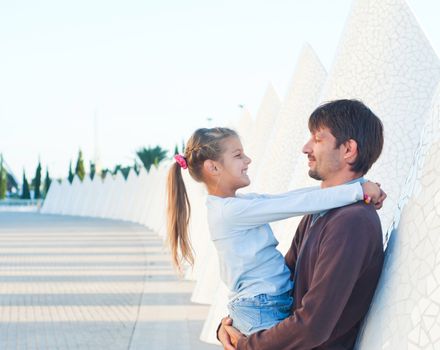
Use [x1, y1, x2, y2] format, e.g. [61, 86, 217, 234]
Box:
[166, 127, 381, 335]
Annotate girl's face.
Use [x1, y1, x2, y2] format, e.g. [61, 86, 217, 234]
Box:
[217, 136, 252, 192]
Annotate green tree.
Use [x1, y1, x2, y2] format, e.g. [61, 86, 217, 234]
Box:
[33, 160, 42, 199]
[68, 161, 74, 183]
[21, 170, 31, 199]
[43, 167, 51, 198]
[101, 168, 111, 180]
[6, 173, 18, 194]
[75, 150, 85, 181]
[0, 155, 7, 200]
[113, 165, 131, 179]
[174, 144, 179, 155]
[89, 161, 96, 180]
[136, 146, 168, 172]
[133, 161, 140, 175]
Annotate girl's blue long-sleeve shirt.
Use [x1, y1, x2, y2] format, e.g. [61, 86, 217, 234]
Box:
[206, 183, 364, 300]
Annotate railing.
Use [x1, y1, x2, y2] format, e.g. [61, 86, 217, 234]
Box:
[0, 199, 41, 211]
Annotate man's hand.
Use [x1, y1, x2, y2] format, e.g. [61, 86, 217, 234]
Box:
[224, 324, 246, 349]
[218, 317, 236, 350]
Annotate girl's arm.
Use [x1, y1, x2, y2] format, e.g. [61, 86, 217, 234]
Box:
[237, 185, 320, 200]
[222, 182, 364, 230]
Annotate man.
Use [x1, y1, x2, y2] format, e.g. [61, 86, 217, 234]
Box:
[218, 99, 385, 349]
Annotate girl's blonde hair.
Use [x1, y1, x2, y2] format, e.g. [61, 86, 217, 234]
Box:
[166, 127, 238, 271]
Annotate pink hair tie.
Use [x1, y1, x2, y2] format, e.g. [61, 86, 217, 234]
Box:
[174, 155, 188, 169]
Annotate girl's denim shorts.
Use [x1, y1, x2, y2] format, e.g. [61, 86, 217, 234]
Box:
[227, 291, 293, 335]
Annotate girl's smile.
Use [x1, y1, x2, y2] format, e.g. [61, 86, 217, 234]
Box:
[204, 136, 252, 197]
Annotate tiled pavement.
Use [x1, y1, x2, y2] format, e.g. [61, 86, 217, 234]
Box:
[0, 212, 219, 350]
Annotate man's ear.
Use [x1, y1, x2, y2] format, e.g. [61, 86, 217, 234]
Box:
[203, 159, 220, 176]
[343, 139, 358, 162]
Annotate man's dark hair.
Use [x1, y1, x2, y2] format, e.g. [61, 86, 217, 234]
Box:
[308, 99, 384, 175]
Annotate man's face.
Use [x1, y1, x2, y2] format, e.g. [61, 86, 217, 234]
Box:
[302, 127, 345, 181]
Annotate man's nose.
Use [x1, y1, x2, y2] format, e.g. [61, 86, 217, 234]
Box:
[246, 155, 252, 164]
[302, 139, 312, 154]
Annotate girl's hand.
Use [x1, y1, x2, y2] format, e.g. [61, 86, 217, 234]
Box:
[361, 181, 382, 206]
[374, 184, 387, 210]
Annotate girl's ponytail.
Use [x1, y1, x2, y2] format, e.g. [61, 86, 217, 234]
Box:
[166, 162, 193, 271]
[166, 127, 237, 272]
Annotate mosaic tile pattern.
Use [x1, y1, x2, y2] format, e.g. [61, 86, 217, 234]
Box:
[356, 83, 440, 350]
[40, 180, 60, 214]
[275, 0, 440, 254]
[246, 83, 281, 182]
[236, 108, 254, 148]
[118, 170, 138, 221]
[129, 168, 150, 223]
[41, 168, 165, 230]
[197, 0, 440, 340]
[181, 172, 209, 284]
[319, 0, 440, 236]
[89, 175, 105, 218]
[200, 281, 229, 344]
[254, 44, 327, 194]
[60, 178, 75, 215]
[78, 176, 93, 217]
[40, 1, 440, 347]
[187, 176, 224, 303]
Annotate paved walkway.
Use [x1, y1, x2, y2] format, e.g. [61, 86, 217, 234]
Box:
[0, 212, 219, 350]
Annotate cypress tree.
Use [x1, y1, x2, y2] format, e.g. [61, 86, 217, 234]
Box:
[75, 150, 85, 181]
[68, 161, 74, 183]
[21, 170, 31, 200]
[0, 155, 7, 200]
[133, 161, 140, 175]
[43, 167, 51, 198]
[89, 161, 96, 180]
[101, 168, 110, 180]
[174, 144, 179, 155]
[33, 160, 42, 199]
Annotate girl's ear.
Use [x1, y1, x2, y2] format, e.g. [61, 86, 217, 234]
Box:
[203, 160, 220, 176]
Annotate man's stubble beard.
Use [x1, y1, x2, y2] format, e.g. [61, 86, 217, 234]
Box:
[308, 169, 323, 181]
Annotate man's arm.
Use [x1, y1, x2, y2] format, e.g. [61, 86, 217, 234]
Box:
[218, 317, 236, 350]
[236, 210, 379, 350]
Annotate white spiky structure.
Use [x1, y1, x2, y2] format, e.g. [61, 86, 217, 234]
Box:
[356, 82, 440, 349]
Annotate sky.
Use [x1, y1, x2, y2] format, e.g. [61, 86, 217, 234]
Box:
[0, 0, 438, 181]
